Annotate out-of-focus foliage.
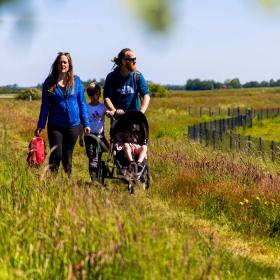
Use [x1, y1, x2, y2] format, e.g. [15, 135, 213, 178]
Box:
[128, 0, 173, 32]
[0, 0, 173, 33]
[0, 0, 280, 34]
[258, 0, 280, 9]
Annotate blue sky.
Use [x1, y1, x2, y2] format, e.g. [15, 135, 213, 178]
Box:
[1, 0, 280, 86]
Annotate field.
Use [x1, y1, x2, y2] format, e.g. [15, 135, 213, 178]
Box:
[1, 88, 280, 279]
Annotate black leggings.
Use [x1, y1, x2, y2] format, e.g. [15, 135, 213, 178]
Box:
[84, 134, 108, 174]
[47, 124, 80, 175]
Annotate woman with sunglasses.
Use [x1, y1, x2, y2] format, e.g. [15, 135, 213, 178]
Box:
[35, 52, 90, 175]
[104, 48, 150, 117]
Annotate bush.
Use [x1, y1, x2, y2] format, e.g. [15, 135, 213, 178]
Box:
[16, 88, 41, 100]
[148, 83, 170, 97]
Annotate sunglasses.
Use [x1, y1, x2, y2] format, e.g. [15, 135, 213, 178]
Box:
[124, 57, 136, 62]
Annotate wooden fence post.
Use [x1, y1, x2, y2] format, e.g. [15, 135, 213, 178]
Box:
[271, 141, 275, 162]
[199, 123, 202, 144]
[229, 131, 233, 150]
[259, 137, 263, 153]
[212, 130, 216, 150]
[238, 134, 241, 150]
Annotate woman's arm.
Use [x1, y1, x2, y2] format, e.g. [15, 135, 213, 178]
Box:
[76, 76, 90, 133]
[37, 80, 50, 131]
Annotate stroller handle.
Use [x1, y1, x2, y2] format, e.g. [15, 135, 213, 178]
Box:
[84, 133, 109, 152]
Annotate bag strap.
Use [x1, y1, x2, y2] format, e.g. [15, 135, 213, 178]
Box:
[134, 70, 141, 98]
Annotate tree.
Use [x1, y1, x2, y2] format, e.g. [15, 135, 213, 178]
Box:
[229, 78, 241, 88]
[148, 82, 169, 97]
[243, 81, 260, 88]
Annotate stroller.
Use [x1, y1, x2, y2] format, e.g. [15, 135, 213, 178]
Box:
[99, 110, 151, 194]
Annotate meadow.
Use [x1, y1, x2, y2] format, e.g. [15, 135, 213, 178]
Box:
[1, 88, 280, 279]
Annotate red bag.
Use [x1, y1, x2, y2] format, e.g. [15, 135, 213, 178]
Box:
[27, 136, 46, 166]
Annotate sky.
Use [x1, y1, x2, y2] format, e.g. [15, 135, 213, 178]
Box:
[1, 0, 280, 86]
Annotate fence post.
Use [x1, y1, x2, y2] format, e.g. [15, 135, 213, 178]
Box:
[247, 135, 251, 149]
[205, 129, 209, 147]
[238, 134, 241, 150]
[212, 130, 216, 150]
[249, 117, 253, 128]
[259, 137, 263, 153]
[219, 128, 223, 142]
[199, 123, 202, 144]
[188, 126, 191, 138]
[199, 107, 202, 117]
[229, 131, 233, 150]
[271, 141, 275, 162]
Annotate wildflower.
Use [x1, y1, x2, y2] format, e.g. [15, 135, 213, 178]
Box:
[244, 199, 249, 204]
[239, 202, 244, 206]
[255, 196, 260, 201]
[264, 201, 268, 206]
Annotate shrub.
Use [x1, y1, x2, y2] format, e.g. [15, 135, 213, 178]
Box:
[148, 83, 170, 98]
[16, 88, 41, 100]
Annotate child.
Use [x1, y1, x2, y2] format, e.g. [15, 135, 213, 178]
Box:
[115, 125, 147, 175]
[80, 82, 111, 181]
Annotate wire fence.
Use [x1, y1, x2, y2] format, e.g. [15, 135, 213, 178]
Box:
[187, 107, 280, 161]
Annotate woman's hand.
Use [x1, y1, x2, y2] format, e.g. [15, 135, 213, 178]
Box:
[34, 128, 41, 136]
[84, 127, 91, 134]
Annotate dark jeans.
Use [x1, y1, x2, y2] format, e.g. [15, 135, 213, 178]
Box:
[47, 124, 80, 175]
[84, 134, 108, 175]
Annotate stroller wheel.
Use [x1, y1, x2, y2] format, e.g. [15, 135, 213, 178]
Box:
[141, 167, 150, 190]
[128, 182, 134, 194]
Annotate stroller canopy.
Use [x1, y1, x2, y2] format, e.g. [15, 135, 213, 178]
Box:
[111, 110, 149, 145]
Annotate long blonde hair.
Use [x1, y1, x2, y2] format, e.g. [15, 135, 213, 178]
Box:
[48, 52, 74, 94]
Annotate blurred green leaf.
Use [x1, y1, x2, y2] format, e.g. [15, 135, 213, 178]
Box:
[130, 0, 173, 32]
[257, 0, 280, 9]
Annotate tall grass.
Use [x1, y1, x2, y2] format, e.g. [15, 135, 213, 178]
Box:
[1, 91, 280, 278]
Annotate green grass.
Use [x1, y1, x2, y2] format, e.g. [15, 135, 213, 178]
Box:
[237, 116, 280, 142]
[2, 89, 280, 278]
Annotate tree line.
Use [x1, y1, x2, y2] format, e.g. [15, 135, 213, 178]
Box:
[3, 77, 280, 94]
[166, 78, 280, 91]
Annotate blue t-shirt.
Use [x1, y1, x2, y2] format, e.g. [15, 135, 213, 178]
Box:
[104, 68, 150, 112]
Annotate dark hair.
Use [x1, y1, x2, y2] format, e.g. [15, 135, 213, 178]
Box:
[48, 52, 74, 95]
[112, 48, 132, 67]
[86, 82, 101, 97]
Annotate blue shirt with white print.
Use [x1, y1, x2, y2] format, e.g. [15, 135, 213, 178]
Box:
[104, 68, 150, 112]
